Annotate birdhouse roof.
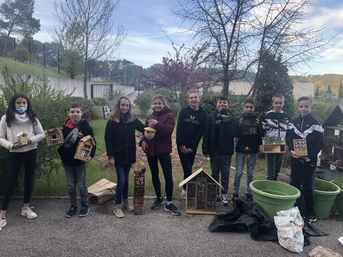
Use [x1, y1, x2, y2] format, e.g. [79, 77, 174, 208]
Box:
[178, 168, 223, 189]
[324, 100, 343, 127]
[80, 135, 95, 144]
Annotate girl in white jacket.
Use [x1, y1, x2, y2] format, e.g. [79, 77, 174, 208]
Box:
[0, 94, 45, 231]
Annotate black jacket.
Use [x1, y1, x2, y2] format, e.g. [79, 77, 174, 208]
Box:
[176, 106, 208, 151]
[286, 114, 324, 166]
[58, 119, 96, 166]
[203, 110, 238, 156]
[105, 117, 144, 166]
[236, 112, 263, 154]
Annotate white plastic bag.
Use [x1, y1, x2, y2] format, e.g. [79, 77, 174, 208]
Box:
[274, 207, 304, 253]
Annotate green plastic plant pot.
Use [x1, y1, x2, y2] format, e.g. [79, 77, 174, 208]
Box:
[332, 177, 343, 217]
[249, 180, 301, 219]
[314, 178, 341, 219]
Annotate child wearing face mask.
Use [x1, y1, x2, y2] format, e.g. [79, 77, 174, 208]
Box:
[58, 103, 96, 218]
[286, 96, 323, 223]
[104, 97, 144, 218]
[141, 95, 181, 215]
[0, 94, 45, 231]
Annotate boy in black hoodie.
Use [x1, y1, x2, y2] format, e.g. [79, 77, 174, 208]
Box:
[233, 99, 262, 201]
[176, 89, 207, 185]
[58, 103, 96, 218]
[203, 97, 238, 205]
[286, 96, 323, 223]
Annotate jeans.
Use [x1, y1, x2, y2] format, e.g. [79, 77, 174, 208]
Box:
[64, 164, 88, 207]
[290, 158, 315, 218]
[210, 155, 231, 194]
[147, 154, 173, 201]
[177, 147, 196, 180]
[115, 165, 131, 205]
[266, 153, 283, 180]
[2, 150, 37, 210]
[234, 152, 257, 195]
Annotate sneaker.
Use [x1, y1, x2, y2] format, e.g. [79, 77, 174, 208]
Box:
[79, 206, 90, 217]
[164, 202, 181, 216]
[222, 194, 229, 206]
[21, 206, 38, 220]
[123, 200, 133, 212]
[245, 193, 253, 202]
[0, 218, 7, 231]
[150, 198, 163, 210]
[65, 206, 78, 218]
[305, 215, 317, 224]
[113, 206, 125, 218]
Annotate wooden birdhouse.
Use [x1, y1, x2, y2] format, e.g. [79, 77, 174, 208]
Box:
[179, 168, 223, 215]
[46, 128, 64, 146]
[262, 137, 286, 153]
[74, 135, 95, 161]
[322, 102, 343, 170]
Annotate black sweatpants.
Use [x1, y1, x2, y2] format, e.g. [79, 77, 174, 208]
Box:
[290, 158, 315, 218]
[2, 149, 37, 210]
[177, 147, 196, 180]
[147, 153, 173, 202]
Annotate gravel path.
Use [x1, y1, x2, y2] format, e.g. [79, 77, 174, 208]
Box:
[0, 199, 342, 257]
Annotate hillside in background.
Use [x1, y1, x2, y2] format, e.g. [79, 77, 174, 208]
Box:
[0, 57, 69, 79]
[292, 74, 343, 96]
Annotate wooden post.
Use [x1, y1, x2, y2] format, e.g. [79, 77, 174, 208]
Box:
[133, 162, 146, 215]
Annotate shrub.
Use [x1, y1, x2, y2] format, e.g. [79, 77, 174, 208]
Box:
[11, 47, 31, 63]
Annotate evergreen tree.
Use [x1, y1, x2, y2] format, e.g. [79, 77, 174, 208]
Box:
[254, 50, 294, 115]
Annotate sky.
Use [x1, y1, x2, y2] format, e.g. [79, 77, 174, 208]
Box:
[32, 0, 343, 75]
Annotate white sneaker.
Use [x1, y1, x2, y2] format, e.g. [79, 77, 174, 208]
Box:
[222, 194, 229, 206]
[21, 206, 38, 219]
[0, 218, 7, 231]
[113, 207, 125, 218]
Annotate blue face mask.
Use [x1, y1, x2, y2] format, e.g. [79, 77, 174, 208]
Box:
[16, 106, 27, 114]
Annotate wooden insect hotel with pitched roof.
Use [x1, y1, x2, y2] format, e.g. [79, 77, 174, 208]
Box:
[179, 168, 223, 215]
[46, 128, 64, 146]
[74, 135, 95, 161]
[322, 101, 343, 170]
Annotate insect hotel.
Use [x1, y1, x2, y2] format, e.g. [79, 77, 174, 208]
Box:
[179, 168, 223, 215]
[262, 113, 287, 153]
[322, 102, 343, 170]
[46, 128, 64, 146]
[133, 161, 146, 215]
[74, 135, 95, 161]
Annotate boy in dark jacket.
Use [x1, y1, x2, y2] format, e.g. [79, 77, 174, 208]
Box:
[58, 103, 96, 218]
[203, 97, 238, 205]
[233, 99, 262, 201]
[176, 89, 207, 184]
[286, 96, 323, 223]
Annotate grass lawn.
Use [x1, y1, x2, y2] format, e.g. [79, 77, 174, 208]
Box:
[32, 119, 290, 199]
[0, 57, 69, 79]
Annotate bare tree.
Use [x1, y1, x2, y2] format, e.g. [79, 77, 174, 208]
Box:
[55, 0, 124, 98]
[248, 0, 326, 96]
[177, 0, 265, 97]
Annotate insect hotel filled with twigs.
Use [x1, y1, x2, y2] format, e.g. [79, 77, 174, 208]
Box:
[179, 168, 223, 215]
[321, 102, 343, 170]
[46, 128, 64, 146]
[74, 135, 95, 161]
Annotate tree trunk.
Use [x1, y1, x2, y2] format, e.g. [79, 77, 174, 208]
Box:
[222, 67, 230, 98]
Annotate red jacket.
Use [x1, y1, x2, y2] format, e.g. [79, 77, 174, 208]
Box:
[145, 107, 175, 156]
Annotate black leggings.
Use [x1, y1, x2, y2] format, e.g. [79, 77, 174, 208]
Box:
[1, 150, 37, 210]
[147, 154, 173, 202]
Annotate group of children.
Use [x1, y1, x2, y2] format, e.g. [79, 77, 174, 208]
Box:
[0, 89, 323, 230]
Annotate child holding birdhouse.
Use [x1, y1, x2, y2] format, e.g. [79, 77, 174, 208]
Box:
[58, 103, 96, 218]
[261, 95, 290, 180]
[286, 96, 324, 223]
[104, 96, 145, 218]
[0, 94, 45, 231]
[141, 95, 181, 215]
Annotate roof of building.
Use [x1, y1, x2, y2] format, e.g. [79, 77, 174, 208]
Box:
[178, 168, 223, 189]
